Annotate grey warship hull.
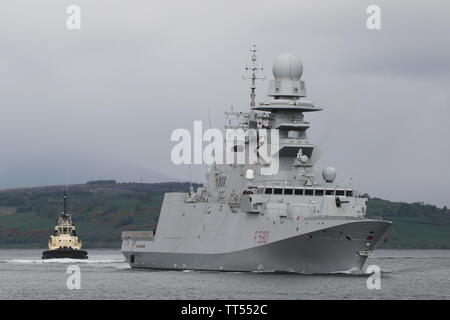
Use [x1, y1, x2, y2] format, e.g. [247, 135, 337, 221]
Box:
[122, 219, 391, 273]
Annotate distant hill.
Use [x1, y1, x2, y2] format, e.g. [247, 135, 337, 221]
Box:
[0, 181, 199, 248]
[366, 198, 450, 249]
[0, 154, 170, 189]
[0, 181, 449, 249]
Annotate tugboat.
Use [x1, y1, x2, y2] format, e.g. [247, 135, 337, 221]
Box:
[42, 190, 88, 260]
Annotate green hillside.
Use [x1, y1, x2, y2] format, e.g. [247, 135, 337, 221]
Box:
[0, 181, 192, 248]
[366, 198, 450, 249]
[0, 181, 449, 249]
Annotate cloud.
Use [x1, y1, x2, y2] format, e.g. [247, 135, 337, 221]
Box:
[0, 0, 449, 206]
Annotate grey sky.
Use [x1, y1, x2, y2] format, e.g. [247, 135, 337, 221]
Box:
[1, 0, 449, 207]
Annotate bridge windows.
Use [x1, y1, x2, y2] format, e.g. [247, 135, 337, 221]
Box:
[315, 189, 324, 196]
[274, 188, 283, 195]
[262, 187, 353, 197]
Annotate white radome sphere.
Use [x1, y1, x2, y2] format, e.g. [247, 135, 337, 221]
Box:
[322, 167, 337, 183]
[272, 53, 303, 79]
[245, 169, 255, 180]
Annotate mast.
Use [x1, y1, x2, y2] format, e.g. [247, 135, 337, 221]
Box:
[63, 188, 68, 215]
[243, 45, 265, 129]
[60, 187, 72, 222]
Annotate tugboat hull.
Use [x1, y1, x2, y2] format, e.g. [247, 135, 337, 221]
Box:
[42, 248, 88, 260]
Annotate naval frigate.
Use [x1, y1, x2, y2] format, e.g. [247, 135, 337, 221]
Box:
[121, 48, 392, 273]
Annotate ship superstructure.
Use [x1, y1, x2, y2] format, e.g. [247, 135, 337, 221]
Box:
[42, 190, 88, 259]
[121, 48, 391, 273]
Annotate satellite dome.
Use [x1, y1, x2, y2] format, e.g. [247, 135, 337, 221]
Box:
[322, 167, 337, 183]
[245, 169, 255, 180]
[272, 53, 303, 79]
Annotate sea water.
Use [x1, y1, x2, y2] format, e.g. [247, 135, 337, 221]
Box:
[0, 249, 449, 299]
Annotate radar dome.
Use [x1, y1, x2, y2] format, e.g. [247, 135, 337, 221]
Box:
[322, 167, 337, 183]
[245, 169, 255, 180]
[272, 53, 303, 79]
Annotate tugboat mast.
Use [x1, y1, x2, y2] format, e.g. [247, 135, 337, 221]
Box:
[60, 188, 71, 222]
[63, 189, 67, 215]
